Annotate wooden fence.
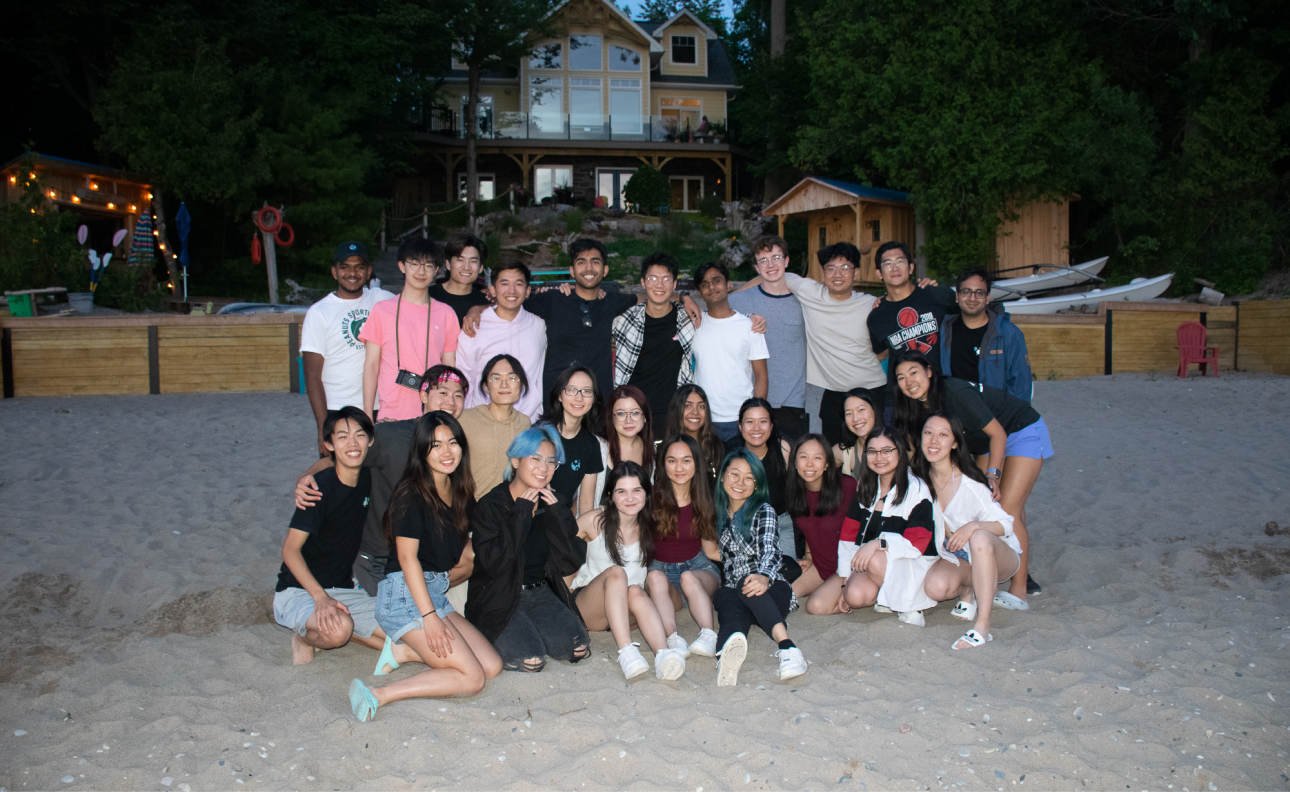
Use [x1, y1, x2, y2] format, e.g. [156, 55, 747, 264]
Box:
[0, 314, 302, 398]
[1, 300, 1285, 398]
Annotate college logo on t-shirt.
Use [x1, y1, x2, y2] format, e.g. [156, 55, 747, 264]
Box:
[341, 308, 371, 350]
[888, 306, 940, 355]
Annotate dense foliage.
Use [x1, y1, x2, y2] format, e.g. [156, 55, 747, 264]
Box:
[624, 165, 672, 215]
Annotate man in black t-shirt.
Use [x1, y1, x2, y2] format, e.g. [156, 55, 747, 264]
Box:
[866, 242, 958, 387]
[611, 253, 696, 416]
[428, 233, 493, 324]
[275, 407, 414, 666]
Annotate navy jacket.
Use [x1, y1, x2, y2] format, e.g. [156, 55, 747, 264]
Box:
[939, 310, 1033, 402]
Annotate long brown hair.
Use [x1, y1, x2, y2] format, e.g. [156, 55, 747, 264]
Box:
[910, 411, 990, 500]
[652, 434, 717, 542]
[382, 412, 476, 548]
[855, 425, 911, 508]
[605, 384, 655, 472]
[662, 384, 725, 480]
[597, 461, 657, 567]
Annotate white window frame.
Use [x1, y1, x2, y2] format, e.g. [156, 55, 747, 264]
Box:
[568, 34, 603, 71]
[609, 79, 642, 134]
[458, 172, 495, 201]
[596, 168, 636, 210]
[529, 42, 563, 70]
[459, 94, 493, 137]
[569, 78, 602, 128]
[534, 166, 574, 202]
[670, 176, 704, 211]
[670, 35, 697, 65]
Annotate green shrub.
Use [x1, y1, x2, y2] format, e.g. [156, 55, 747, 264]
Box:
[93, 264, 169, 312]
[697, 194, 724, 219]
[623, 165, 671, 216]
[483, 231, 502, 271]
[563, 208, 586, 235]
[0, 162, 85, 292]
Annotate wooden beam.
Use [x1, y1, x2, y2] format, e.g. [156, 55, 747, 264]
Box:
[710, 155, 732, 202]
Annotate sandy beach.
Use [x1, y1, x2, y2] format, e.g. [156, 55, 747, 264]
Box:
[1, 373, 1288, 791]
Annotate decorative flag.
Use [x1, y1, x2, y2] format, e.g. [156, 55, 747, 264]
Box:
[128, 211, 155, 267]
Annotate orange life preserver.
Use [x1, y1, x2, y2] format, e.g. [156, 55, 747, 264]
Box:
[274, 222, 295, 248]
[254, 206, 282, 234]
[251, 234, 262, 264]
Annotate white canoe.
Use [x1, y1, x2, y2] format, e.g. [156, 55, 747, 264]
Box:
[1003, 273, 1175, 315]
[989, 256, 1109, 302]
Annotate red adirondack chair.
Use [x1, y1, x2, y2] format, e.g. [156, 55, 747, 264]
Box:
[1177, 321, 1220, 378]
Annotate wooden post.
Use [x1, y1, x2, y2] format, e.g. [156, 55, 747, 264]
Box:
[152, 191, 177, 294]
[262, 229, 280, 304]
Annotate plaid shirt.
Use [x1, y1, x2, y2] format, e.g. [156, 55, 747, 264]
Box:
[611, 301, 696, 388]
[717, 502, 784, 588]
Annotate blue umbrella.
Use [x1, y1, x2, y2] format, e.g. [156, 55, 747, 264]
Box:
[176, 202, 192, 299]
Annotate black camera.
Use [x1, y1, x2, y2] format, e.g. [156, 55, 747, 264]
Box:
[394, 369, 423, 391]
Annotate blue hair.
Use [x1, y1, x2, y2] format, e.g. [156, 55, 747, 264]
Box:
[503, 425, 566, 481]
[713, 448, 770, 542]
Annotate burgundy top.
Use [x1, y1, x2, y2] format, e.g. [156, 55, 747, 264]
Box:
[794, 475, 857, 581]
[654, 504, 702, 563]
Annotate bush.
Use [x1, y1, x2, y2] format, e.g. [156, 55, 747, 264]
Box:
[697, 194, 724, 219]
[623, 165, 671, 216]
[0, 163, 85, 292]
[93, 264, 168, 312]
[563, 208, 586, 234]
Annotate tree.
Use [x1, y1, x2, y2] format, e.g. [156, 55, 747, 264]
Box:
[623, 165, 671, 214]
[445, 0, 557, 231]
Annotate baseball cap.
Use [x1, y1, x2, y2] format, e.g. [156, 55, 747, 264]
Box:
[333, 240, 370, 265]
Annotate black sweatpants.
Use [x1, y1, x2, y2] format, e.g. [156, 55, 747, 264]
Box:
[819, 387, 887, 448]
[714, 577, 793, 651]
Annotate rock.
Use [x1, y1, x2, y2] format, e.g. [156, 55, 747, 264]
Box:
[617, 219, 642, 234]
[554, 204, 573, 214]
[899, 723, 912, 733]
[161, 777, 173, 786]
[13, 730, 25, 736]
[61, 777, 74, 784]
[642, 223, 661, 234]
[959, 749, 971, 756]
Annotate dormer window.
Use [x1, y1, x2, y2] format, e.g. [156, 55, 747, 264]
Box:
[531, 43, 562, 69]
[671, 35, 696, 64]
[569, 35, 602, 70]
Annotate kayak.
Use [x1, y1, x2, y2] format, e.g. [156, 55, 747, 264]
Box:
[989, 257, 1109, 302]
[1003, 273, 1174, 315]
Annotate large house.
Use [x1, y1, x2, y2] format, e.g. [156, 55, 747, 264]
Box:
[398, 0, 745, 218]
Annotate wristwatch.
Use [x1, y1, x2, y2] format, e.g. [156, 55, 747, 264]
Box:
[986, 468, 1001, 479]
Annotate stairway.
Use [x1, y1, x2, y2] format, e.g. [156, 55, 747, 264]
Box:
[372, 248, 403, 293]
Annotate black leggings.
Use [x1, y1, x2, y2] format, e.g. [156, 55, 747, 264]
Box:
[714, 577, 793, 651]
[491, 584, 589, 672]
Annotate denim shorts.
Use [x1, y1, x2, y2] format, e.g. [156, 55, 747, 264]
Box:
[375, 570, 455, 643]
[649, 551, 720, 606]
[273, 587, 378, 639]
[1005, 417, 1055, 460]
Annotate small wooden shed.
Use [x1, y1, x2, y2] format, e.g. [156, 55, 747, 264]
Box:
[761, 177, 917, 287]
[995, 195, 1078, 275]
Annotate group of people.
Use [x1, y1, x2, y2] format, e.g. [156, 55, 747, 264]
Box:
[279, 230, 1052, 722]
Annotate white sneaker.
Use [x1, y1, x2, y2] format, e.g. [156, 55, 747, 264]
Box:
[666, 631, 691, 658]
[873, 604, 894, 614]
[654, 647, 686, 681]
[689, 628, 719, 658]
[617, 643, 649, 680]
[716, 633, 747, 687]
[776, 646, 808, 680]
[898, 610, 926, 627]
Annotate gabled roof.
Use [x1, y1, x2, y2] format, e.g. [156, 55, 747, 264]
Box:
[763, 176, 911, 217]
[652, 8, 719, 40]
[639, 22, 739, 87]
[551, 0, 663, 52]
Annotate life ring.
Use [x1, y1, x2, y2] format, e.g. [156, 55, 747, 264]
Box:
[274, 222, 295, 248]
[251, 234, 262, 264]
[254, 206, 282, 233]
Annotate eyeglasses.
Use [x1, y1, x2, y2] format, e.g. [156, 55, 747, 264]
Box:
[488, 373, 520, 384]
[613, 410, 643, 421]
[525, 454, 561, 470]
[643, 275, 674, 285]
[958, 288, 988, 299]
[865, 446, 901, 458]
[403, 260, 435, 272]
[879, 258, 909, 270]
[755, 254, 785, 267]
[563, 386, 594, 398]
[578, 302, 592, 328]
[823, 263, 854, 274]
[724, 469, 757, 484]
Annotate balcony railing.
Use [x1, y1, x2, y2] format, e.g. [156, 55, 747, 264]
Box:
[427, 110, 730, 144]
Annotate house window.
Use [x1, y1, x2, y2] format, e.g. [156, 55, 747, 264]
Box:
[569, 35, 602, 70]
[530, 43, 562, 69]
[530, 77, 563, 133]
[659, 96, 702, 136]
[669, 176, 703, 211]
[569, 78, 602, 128]
[610, 79, 641, 134]
[458, 173, 495, 201]
[597, 169, 636, 210]
[671, 35, 697, 65]
[818, 226, 827, 249]
[534, 166, 573, 202]
[868, 219, 881, 242]
[609, 45, 641, 71]
[459, 94, 493, 137]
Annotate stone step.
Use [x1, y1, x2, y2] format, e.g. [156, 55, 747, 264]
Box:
[372, 248, 403, 293]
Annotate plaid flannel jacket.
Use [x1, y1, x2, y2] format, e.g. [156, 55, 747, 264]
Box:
[610, 301, 696, 388]
[717, 502, 784, 587]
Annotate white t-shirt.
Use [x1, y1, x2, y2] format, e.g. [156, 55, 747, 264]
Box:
[299, 287, 395, 409]
[691, 311, 769, 422]
[783, 273, 885, 391]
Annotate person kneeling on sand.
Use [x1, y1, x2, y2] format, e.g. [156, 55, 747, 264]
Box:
[275, 407, 406, 666]
[466, 426, 591, 672]
[569, 461, 687, 681]
[915, 413, 1021, 650]
[711, 449, 808, 686]
[348, 412, 503, 722]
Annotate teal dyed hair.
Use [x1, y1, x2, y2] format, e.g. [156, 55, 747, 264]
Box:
[503, 424, 565, 481]
[713, 448, 770, 542]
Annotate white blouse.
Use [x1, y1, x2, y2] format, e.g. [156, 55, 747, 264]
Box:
[571, 532, 648, 589]
[937, 475, 1021, 557]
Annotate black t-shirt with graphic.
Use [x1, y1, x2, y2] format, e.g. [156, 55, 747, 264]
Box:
[867, 285, 958, 374]
[428, 284, 490, 325]
[547, 424, 605, 503]
[949, 320, 989, 382]
[627, 307, 685, 416]
[276, 467, 372, 592]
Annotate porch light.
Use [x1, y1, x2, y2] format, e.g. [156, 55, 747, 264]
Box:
[129, 205, 137, 212]
[29, 172, 36, 179]
[146, 192, 153, 200]
[73, 196, 80, 203]
[48, 191, 56, 198]
[8, 175, 15, 184]
[107, 202, 116, 209]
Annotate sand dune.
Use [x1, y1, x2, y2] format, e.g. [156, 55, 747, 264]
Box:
[1, 374, 1288, 790]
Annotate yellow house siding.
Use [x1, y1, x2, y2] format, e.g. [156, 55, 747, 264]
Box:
[661, 25, 707, 76]
[653, 89, 727, 123]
